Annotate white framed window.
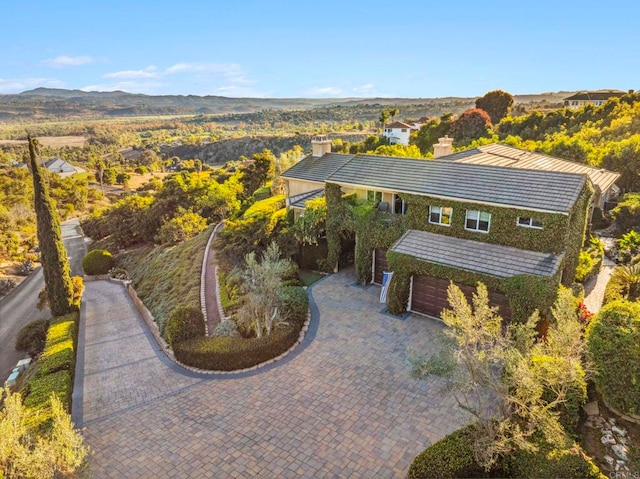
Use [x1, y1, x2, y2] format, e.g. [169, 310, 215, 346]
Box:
[393, 194, 407, 215]
[517, 217, 543, 229]
[429, 205, 452, 226]
[465, 210, 491, 232]
[401, 128, 407, 132]
[367, 190, 382, 204]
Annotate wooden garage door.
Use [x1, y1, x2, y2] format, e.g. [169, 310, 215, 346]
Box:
[373, 248, 388, 284]
[411, 275, 511, 321]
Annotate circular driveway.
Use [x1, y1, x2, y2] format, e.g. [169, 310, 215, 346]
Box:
[76, 270, 470, 478]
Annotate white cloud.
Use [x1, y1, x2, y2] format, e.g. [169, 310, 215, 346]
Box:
[351, 83, 392, 97]
[104, 66, 159, 79]
[42, 55, 93, 68]
[0, 77, 65, 94]
[165, 62, 253, 84]
[304, 86, 344, 97]
[81, 80, 165, 94]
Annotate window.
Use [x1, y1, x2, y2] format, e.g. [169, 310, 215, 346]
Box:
[393, 194, 407, 215]
[517, 217, 543, 229]
[367, 190, 382, 205]
[429, 205, 452, 226]
[465, 210, 491, 232]
[401, 128, 407, 132]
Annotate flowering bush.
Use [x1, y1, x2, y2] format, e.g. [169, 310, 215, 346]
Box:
[577, 302, 594, 325]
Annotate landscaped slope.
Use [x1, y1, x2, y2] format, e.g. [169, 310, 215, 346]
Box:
[117, 226, 210, 330]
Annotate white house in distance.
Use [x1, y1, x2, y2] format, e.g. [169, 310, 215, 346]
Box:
[563, 90, 626, 109]
[19, 157, 85, 178]
[382, 121, 412, 145]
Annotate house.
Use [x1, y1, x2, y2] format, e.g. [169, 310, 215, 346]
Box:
[563, 90, 626, 109]
[382, 121, 412, 145]
[436, 141, 620, 210]
[282, 137, 595, 322]
[18, 157, 86, 178]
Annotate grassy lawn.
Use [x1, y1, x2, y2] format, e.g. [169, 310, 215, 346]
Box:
[298, 270, 324, 287]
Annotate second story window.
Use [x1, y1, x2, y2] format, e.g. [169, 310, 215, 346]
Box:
[367, 190, 382, 205]
[429, 205, 452, 226]
[465, 210, 491, 232]
[517, 217, 543, 229]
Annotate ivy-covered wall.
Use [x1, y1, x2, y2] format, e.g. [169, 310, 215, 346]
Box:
[320, 179, 593, 321]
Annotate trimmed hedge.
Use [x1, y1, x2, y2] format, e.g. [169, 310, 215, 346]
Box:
[163, 306, 206, 349]
[505, 441, 604, 479]
[602, 267, 628, 304]
[408, 425, 492, 478]
[586, 300, 640, 415]
[174, 286, 308, 371]
[82, 248, 114, 275]
[21, 312, 79, 431]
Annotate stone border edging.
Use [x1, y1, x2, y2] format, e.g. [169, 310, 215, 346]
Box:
[602, 397, 640, 425]
[116, 276, 320, 376]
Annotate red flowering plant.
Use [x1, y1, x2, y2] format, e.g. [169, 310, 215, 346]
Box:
[577, 301, 594, 325]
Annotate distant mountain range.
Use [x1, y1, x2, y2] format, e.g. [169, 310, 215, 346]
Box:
[0, 88, 573, 122]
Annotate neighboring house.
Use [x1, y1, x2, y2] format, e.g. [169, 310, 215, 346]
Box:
[18, 157, 86, 178]
[438, 141, 620, 210]
[282, 138, 594, 322]
[563, 90, 626, 109]
[382, 121, 412, 145]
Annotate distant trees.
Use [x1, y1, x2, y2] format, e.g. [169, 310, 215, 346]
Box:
[450, 109, 492, 144]
[412, 113, 453, 154]
[239, 149, 275, 199]
[28, 136, 75, 316]
[475, 90, 514, 124]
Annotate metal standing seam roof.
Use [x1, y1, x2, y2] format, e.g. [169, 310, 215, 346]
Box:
[442, 144, 620, 193]
[391, 230, 563, 278]
[281, 153, 355, 183]
[327, 154, 586, 213]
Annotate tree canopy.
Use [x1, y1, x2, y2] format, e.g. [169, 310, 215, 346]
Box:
[475, 90, 514, 124]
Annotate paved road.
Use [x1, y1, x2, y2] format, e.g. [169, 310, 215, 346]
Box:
[0, 218, 87, 381]
[77, 271, 471, 478]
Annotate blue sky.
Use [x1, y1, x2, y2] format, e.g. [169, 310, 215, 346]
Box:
[2, 1, 638, 98]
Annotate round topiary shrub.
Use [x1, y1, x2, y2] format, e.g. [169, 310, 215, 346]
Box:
[408, 425, 490, 479]
[82, 249, 115, 275]
[163, 306, 206, 349]
[586, 300, 640, 415]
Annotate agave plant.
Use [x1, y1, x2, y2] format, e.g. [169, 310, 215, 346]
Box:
[618, 264, 640, 300]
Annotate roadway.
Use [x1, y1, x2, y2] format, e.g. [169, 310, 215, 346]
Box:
[0, 218, 86, 381]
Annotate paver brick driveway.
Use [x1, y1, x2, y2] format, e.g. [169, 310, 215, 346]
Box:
[76, 270, 471, 478]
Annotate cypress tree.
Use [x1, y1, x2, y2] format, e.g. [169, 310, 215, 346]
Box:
[28, 136, 75, 316]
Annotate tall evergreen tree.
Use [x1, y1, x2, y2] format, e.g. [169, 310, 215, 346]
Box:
[28, 136, 75, 316]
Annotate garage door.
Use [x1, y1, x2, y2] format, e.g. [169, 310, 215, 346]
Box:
[373, 248, 388, 284]
[410, 275, 511, 321]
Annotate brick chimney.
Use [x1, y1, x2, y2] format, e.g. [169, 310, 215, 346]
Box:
[312, 135, 332, 157]
[433, 136, 454, 158]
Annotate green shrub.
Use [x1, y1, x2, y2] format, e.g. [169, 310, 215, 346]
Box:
[15, 319, 49, 354]
[155, 211, 207, 245]
[218, 271, 244, 313]
[212, 319, 240, 338]
[242, 194, 285, 219]
[163, 306, 206, 348]
[505, 440, 604, 479]
[277, 285, 309, 325]
[174, 322, 300, 371]
[408, 425, 491, 479]
[35, 315, 77, 378]
[252, 185, 272, 201]
[575, 236, 604, 283]
[82, 249, 114, 275]
[586, 300, 640, 415]
[603, 268, 628, 304]
[611, 192, 640, 232]
[23, 369, 73, 411]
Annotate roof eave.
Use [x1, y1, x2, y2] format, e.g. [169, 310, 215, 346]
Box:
[325, 180, 571, 216]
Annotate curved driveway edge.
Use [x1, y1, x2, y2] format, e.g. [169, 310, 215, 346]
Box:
[76, 271, 471, 478]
